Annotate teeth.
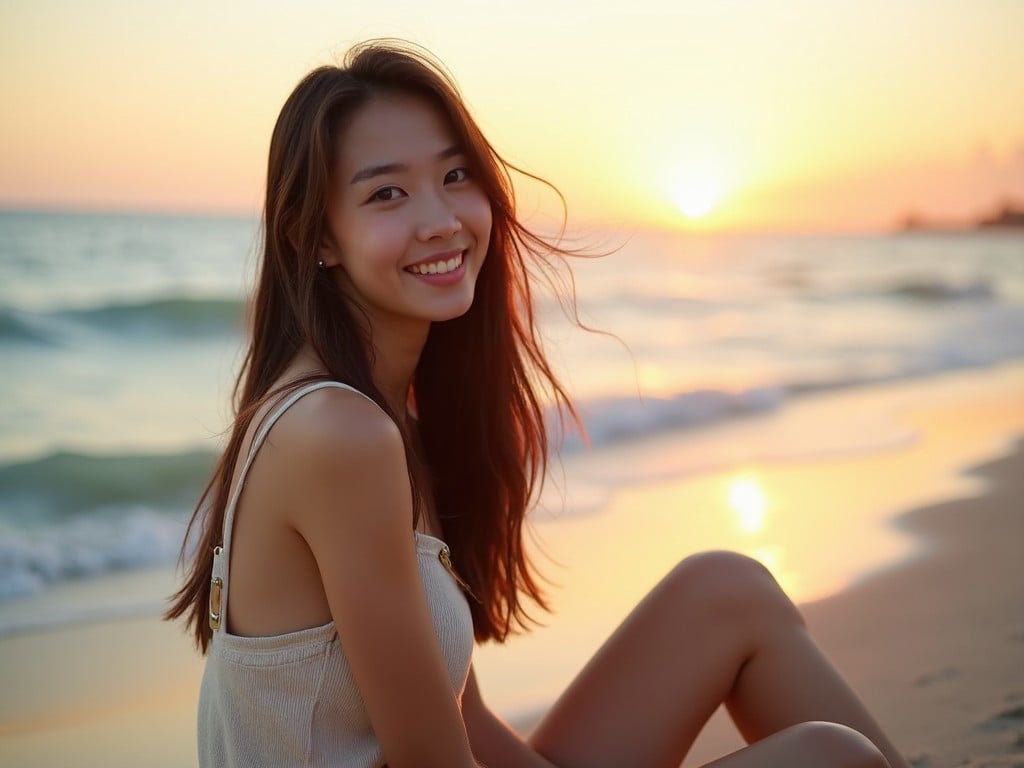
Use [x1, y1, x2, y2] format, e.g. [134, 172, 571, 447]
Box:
[409, 253, 463, 276]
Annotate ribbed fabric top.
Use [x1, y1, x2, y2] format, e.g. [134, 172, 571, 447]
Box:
[197, 381, 474, 768]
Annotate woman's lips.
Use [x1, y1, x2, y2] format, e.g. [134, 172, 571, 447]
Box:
[404, 250, 467, 286]
[404, 250, 464, 276]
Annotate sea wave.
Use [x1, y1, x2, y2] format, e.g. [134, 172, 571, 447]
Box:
[884, 277, 996, 302]
[558, 385, 784, 452]
[0, 509, 187, 603]
[58, 296, 245, 335]
[0, 448, 216, 521]
[795, 275, 1000, 304]
[0, 295, 245, 345]
[0, 307, 58, 345]
[0, 448, 205, 604]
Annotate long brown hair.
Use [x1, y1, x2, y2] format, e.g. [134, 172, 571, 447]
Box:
[166, 40, 581, 652]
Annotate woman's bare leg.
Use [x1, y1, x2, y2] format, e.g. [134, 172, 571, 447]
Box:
[702, 722, 891, 768]
[528, 551, 908, 768]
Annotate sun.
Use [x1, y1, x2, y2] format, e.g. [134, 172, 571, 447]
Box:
[673, 164, 726, 219]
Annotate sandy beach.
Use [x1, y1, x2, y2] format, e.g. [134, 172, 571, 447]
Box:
[800, 441, 1024, 766]
[1, 364, 1022, 767]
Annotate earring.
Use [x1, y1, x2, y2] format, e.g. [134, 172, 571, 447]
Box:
[317, 259, 326, 271]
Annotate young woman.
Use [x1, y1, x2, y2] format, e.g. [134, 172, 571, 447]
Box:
[168, 40, 909, 768]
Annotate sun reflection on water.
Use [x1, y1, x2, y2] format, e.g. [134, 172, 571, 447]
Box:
[728, 475, 767, 534]
[726, 475, 799, 596]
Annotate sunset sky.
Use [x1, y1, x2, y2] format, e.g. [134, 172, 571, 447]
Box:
[2, 0, 1022, 233]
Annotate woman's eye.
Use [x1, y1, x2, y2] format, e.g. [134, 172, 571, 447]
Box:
[444, 167, 469, 184]
[369, 186, 406, 203]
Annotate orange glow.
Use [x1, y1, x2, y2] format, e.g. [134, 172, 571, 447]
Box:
[1, 2, 1022, 230]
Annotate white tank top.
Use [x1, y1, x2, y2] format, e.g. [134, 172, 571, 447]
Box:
[197, 381, 474, 767]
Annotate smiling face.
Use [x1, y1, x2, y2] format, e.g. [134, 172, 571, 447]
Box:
[320, 92, 493, 339]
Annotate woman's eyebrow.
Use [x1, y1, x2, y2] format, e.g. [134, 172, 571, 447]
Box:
[350, 145, 464, 184]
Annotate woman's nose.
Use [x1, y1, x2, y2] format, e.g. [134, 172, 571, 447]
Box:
[416, 193, 462, 241]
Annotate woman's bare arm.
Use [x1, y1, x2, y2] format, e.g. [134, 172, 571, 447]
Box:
[283, 390, 478, 768]
[463, 665, 558, 768]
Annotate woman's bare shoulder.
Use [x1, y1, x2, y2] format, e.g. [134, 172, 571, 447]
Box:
[267, 385, 402, 462]
[258, 385, 412, 533]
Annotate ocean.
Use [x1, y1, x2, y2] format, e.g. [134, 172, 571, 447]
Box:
[1, 209, 1022, 632]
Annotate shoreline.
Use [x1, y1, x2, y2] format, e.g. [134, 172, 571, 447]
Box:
[802, 438, 1024, 766]
[1, 367, 1023, 766]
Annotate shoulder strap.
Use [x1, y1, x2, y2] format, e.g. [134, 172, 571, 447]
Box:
[210, 380, 384, 634]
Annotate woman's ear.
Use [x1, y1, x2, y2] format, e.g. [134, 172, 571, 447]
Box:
[317, 235, 341, 269]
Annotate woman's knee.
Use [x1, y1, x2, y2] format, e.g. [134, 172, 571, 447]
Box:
[784, 721, 891, 767]
[667, 550, 804, 629]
